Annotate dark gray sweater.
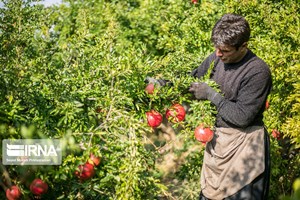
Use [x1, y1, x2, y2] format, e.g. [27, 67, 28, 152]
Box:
[191, 50, 272, 128]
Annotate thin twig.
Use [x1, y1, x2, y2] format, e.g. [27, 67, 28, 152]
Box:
[0, 162, 11, 188]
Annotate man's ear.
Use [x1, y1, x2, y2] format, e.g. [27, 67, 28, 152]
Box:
[239, 42, 248, 52]
[242, 42, 248, 48]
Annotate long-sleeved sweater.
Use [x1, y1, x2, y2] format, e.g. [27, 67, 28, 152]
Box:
[191, 49, 272, 128]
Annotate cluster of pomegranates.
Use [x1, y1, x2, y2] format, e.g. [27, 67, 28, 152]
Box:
[4, 154, 101, 199]
[5, 178, 48, 200]
[145, 82, 187, 127]
[146, 103, 186, 128]
[145, 83, 214, 145]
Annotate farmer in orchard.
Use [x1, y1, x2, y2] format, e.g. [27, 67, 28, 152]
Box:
[145, 13, 272, 199]
[189, 13, 272, 200]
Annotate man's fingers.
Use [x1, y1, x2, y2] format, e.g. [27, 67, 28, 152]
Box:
[189, 87, 195, 92]
[145, 77, 157, 84]
[189, 82, 200, 91]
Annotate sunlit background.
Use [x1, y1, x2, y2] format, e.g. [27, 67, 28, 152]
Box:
[0, 0, 62, 7]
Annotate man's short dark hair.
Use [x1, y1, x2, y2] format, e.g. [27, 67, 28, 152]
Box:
[211, 14, 250, 48]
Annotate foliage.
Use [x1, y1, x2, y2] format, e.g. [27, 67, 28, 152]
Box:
[0, 0, 299, 199]
[281, 179, 300, 200]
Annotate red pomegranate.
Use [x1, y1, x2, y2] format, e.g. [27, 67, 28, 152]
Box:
[88, 153, 101, 166]
[166, 103, 186, 123]
[145, 83, 155, 94]
[146, 110, 163, 128]
[6, 185, 21, 200]
[75, 162, 95, 180]
[30, 179, 48, 196]
[271, 129, 281, 140]
[194, 125, 214, 144]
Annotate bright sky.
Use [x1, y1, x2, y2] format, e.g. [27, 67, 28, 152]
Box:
[41, 0, 62, 7]
[0, 0, 62, 8]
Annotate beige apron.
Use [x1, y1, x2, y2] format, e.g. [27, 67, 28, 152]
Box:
[200, 126, 265, 200]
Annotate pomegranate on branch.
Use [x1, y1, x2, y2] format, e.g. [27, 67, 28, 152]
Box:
[6, 185, 21, 200]
[194, 124, 214, 145]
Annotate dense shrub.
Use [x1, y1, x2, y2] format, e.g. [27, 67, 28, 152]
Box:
[0, 0, 299, 199]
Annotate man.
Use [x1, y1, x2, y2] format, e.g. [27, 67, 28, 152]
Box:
[189, 13, 272, 199]
[145, 13, 272, 200]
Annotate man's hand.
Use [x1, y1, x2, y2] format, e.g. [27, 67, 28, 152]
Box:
[189, 82, 213, 100]
[144, 77, 172, 87]
[189, 82, 223, 106]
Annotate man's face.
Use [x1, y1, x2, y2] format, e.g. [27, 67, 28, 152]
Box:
[214, 43, 247, 64]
